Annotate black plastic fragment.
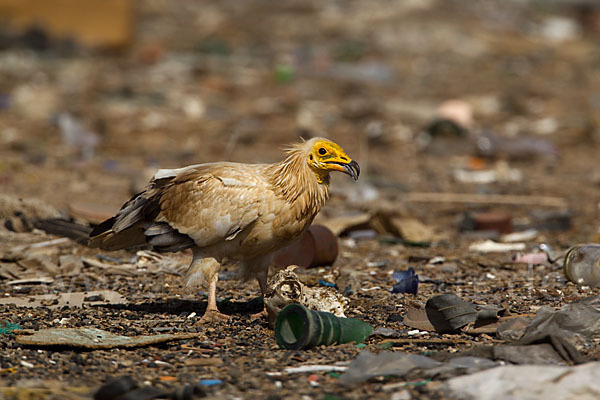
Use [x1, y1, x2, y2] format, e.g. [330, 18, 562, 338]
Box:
[94, 376, 139, 400]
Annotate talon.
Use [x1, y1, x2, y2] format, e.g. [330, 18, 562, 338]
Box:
[199, 309, 230, 323]
[251, 307, 268, 320]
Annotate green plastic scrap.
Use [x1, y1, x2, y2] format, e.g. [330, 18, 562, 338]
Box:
[275, 64, 295, 83]
[406, 378, 432, 387]
[377, 341, 394, 350]
[0, 322, 22, 335]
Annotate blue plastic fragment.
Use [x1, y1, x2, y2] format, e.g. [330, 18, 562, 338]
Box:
[103, 160, 118, 171]
[199, 379, 223, 386]
[391, 267, 419, 295]
[0, 94, 10, 110]
[318, 280, 337, 288]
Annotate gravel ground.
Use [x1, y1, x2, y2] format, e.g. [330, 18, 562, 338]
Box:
[2, 0, 600, 399]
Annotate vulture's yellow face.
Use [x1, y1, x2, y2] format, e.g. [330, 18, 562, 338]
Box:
[307, 140, 360, 183]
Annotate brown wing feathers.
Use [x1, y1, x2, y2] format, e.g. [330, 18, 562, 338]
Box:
[88, 177, 194, 252]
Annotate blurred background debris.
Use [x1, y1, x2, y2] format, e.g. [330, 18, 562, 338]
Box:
[1, 0, 600, 398]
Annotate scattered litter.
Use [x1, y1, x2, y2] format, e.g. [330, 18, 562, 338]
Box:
[15, 327, 198, 349]
[275, 63, 295, 83]
[59, 254, 84, 274]
[339, 350, 497, 385]
[0, 194, 62, 220]
[264, 266, 347, 325]
[370, 327, 402, 338]
[0, 322, 21, 334]
[348, 229, 378, 241]
[184, 358, 223, 367]
[538, 16, 580, 43]
[538, 243, 560, 263]
[391, 267, 419, 295]
[493, 343, 571, 366]
[275, 303, 372, 350]
[404, 293, 506, 334]
[423, 293, 478, 332]
[437, 99, 474, 129]
[469, 240, 526, 253]
[383, 388, 412, 398]
[390, 217, 438, 243]
[513, 252, 550, 266]
[444, 362, 600, 400]
[425, 119, 467, 147]
[476, 132, 559, 160]
[82, 257, 139, 276]
[563, 244, 600, 287]
[501, 229, 539, 242]
[532, 209, 572, 231]
[454, 166, 522, 184]
[15, 237, 71, 250]
[467, 211, 513, 234]
[134, 250, 182, 274]
[283, 365, 348, 374]
[198, 379, 222, 386]
[94, 375, 207, 400]
[360, 286, 381, 292]
[6, 276, 54, 285]
[317, 61, 396, 85]
[0, 290, 126, 309]
[57, 112, 100, 160]
[516, 296, 600, 345]
[319, 213, 371, 236]
[367, 260, 387, 268]
[496, 316, 532, 342]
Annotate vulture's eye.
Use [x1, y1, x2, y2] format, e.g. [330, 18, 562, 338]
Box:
[318, 148, 327, 155]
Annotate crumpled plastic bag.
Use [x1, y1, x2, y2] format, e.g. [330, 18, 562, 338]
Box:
[339, 350, 498, 385]
[519, 296, 600, 342]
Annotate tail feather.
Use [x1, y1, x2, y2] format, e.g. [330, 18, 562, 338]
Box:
[88, 224, 147, 250]
[88, 189, 161, 250]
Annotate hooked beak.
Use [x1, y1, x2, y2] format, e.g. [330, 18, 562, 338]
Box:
[325, 160, 360, 181]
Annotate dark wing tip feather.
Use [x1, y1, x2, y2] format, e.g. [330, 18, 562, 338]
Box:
[89, 216, 116, 238]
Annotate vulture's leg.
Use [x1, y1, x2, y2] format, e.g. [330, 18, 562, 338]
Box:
[251, 261, 270, 320]
[201, 272, 229, 322]
[186, 250, 229, 322]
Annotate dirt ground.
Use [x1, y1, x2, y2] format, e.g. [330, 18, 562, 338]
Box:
[2, 1, 600, 399]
